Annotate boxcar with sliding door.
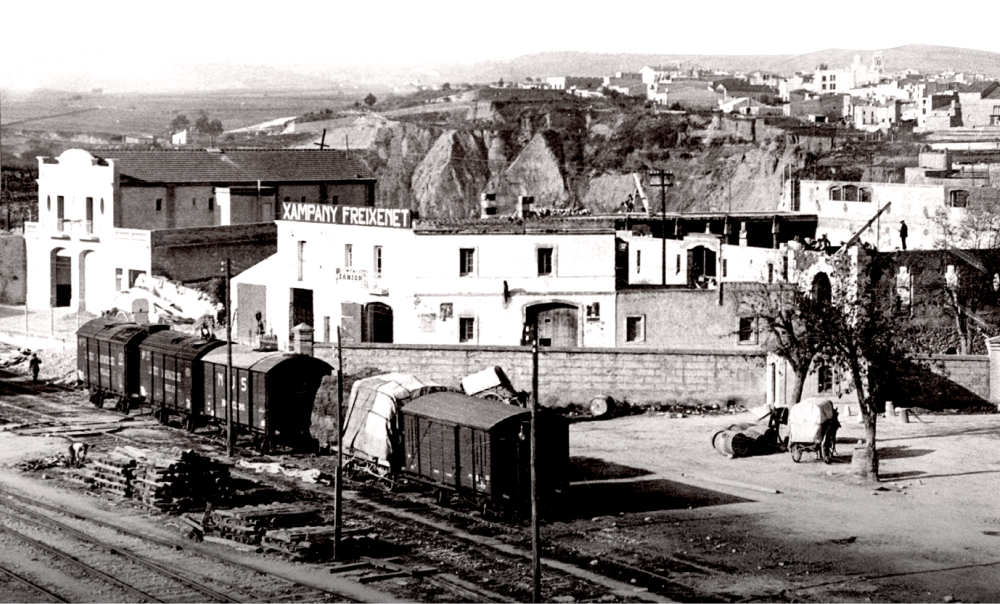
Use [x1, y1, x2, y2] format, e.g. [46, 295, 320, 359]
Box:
[138, 330, 224, 429]
[400, 391, 569, 513]
[77, 318, 169, 411]
[200, 345, 331, 451]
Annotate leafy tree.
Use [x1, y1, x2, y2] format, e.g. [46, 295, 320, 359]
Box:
[195, 112, 224, 146]
[364, 93, 377, 107]
[170, 114, 190, 132]
[441, 83, 451, 91]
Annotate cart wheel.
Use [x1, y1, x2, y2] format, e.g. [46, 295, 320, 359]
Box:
[184, 415, 196, 433]
[791, 445, 803, 463]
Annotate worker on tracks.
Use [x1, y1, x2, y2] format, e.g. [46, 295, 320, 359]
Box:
[29, 353, 41, 383]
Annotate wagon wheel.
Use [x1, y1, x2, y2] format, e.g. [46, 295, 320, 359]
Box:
[89, 390, 104, 409]
[790, 445, 803, 463]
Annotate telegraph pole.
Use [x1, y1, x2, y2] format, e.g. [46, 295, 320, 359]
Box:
[648, 170, 675, 285]
[333, 326, 344, 560]
[530, 333, 541, 603]
[221, 258, 233, 457]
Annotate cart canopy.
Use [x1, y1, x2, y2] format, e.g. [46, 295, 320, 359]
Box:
[789, 397, 836, 444]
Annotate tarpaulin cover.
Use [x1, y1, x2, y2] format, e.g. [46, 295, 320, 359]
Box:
[788, 397, 836, 444]
[341, 373, 446, 467]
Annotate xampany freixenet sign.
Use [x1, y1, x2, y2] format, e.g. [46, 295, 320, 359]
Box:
[281, 202, 411, 228]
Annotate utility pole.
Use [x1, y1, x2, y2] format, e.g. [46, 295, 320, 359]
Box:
[333, 326, 344, 560]
[648, 169, 675, 285]
[221, 258, 233, 457]
[530, 333, 541, 603]
[313, 129, 328, 150]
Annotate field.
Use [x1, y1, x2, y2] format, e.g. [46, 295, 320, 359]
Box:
[0, 88, 372, 139]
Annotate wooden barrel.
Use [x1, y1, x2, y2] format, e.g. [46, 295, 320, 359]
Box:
[712, 431, 735, 458]
[588, 395, 616, 418]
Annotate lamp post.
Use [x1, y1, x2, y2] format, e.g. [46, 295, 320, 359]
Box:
[648, 169, 675, 285]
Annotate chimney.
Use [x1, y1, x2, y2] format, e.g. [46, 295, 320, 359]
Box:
[517, 196, 534, 219]
[290, 323, 314, 356]
[480, 193, 497, 218]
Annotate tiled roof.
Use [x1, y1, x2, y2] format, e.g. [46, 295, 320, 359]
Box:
[93, 149, 373, 184]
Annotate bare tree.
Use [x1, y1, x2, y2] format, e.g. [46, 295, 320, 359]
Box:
[816, 251, 917, 483]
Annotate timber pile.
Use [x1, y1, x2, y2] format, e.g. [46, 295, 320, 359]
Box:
[210, 504, 324, 545]
[115, 446, 233, 512]
[73, 452, 135, 498]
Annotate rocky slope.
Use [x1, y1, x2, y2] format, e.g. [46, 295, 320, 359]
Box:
[297, 100, 826, 219]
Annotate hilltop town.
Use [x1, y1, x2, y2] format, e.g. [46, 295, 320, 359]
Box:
[2, 45, 1000, 603]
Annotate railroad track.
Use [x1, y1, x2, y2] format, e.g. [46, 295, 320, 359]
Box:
[0, 559, 69, 603]
[0, 490, 359, 603]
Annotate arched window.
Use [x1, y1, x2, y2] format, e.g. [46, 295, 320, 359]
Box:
[949, 190, 969, 208]
[843, 185, 858, 201]
[859, 188, 871, 202]
[828, 187, 843, 201]
[812, 272, 832, 304]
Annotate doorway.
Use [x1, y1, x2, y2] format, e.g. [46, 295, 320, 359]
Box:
[526, 303, 578, 347]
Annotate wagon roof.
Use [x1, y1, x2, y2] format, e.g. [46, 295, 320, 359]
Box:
[140, 331, 225, 361]
[404, 391, 529, 430]
[200, 345, 332, 374]
[77, 318, 157, 346]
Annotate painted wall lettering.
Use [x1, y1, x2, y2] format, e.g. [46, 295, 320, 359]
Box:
[280, 202, 410, 228]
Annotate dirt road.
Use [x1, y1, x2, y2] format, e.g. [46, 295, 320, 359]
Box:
[565, 409, 1000, 602]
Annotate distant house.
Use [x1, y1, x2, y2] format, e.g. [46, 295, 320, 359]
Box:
[715, 82, 778, 103]
[852, 100, 902, 131]
[655, 80, 721, 110]
[604, 72, 646, 97]
[546, 76, 603, 91]
[171, 129, 187, 145]
[786, 93, 851, 122]
[957, 81, 1000, 127]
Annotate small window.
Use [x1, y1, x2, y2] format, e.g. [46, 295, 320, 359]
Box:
[301, 196, 307, 203]
[344, 243, 353, 268]
[768, 263, 774, 284]
[331, 195, 339, 205]
[859, 188, 871, 202]
[284, 196, 291, 202]
[156, 198, 162, 212]
[128, 269, 145, 288]
[459, 317, 475, 343]
[47, 196, 51, 211]
[843, 185, 858, 202]
[676, 254, 681, 274]
[738, 317, 755, 343]
[208, 197, 215, 211]
[374, 246, 383, 277]
[949, 190, 969, 208]
[115, 269, 123, 292]
[537, 247, 553, 276]
[586, 303, 600, 320]
[100, 198, 105, 214]
[460, 248, 475, 276]
[722, 258, 728, 278]
[636, 250, 641, 274]
[192, 197, 197, 207]
[782, 256, 789, 281]
[829, 187, 843, 201]
[626, 316, 645, 342]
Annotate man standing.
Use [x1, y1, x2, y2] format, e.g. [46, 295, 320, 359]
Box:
[899, 220, 908, 250]
[29, 353, 41, 383]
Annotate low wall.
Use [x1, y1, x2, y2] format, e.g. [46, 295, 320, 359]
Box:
[0, 234, 26, 304]
[314, 343, 767, 408]
[908, 354, 991, 409]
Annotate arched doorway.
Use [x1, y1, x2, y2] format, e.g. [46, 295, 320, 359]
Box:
[526, 302, 578, 347]
[363, 302, 393, 343]
[50, 248, 71, 307]
[812, 272, 832, 304]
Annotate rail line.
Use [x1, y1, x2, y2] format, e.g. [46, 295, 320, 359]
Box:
[0, 560, 69, 603]
[0, 488, 360, 603]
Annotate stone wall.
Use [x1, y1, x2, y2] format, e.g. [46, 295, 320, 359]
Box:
[314, 342, 768, 408]
[0, 234, 26, 304]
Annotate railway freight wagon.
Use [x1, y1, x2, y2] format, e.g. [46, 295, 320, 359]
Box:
[200, 345, 332, 451]
[77, 318, 169, 411]
[138, 331, 225, 429]
[400, 391, 570, 513]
